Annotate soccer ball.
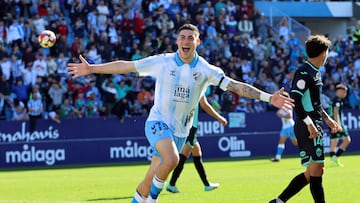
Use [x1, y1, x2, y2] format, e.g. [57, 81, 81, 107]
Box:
[38, 30, 56, 48]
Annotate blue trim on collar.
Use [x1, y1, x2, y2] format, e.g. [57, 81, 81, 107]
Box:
[175, 51, 199, 68]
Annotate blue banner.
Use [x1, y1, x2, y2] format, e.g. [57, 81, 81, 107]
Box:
[0, 110, 359, 168]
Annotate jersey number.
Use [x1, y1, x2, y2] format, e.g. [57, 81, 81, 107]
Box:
[313, 136, 323, 146]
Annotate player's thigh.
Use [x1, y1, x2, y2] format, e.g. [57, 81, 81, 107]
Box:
[181, 144, 193, 157]
[305, 162, 324, 177]
[145, 121, 175, 157]
[156, 138, 179, 163]
[191, 143, 202, 156]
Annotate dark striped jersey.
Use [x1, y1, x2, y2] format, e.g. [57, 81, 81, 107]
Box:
[290, 61, 323, 120]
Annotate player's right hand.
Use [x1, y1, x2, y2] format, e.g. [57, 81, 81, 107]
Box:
[67, 55, 91, 79]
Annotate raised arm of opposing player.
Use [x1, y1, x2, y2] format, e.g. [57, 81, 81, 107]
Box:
[199, 96, 227, 126]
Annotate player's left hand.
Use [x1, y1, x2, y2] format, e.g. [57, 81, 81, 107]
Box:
[218, 116, 228, 126]
[326, 118, 340, 134]
[270, 87, 295, 111]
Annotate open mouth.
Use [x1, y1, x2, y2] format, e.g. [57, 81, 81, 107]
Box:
[182, 46, 190, 53]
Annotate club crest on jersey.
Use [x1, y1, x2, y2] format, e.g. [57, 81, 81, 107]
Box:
[193, 72, 201, 81]
[296, 79, 306, 90]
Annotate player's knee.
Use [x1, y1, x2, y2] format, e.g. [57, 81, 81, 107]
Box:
[163, 154, 179, 169]
[347, 137, 352, 144]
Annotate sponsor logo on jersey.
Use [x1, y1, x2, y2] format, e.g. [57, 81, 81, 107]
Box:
[173, 85, 190, 103]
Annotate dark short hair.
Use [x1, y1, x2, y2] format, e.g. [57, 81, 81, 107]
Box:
[176, 24, 200, 37]
[336, 84, 348, 91]
[305, 35, 331, 58]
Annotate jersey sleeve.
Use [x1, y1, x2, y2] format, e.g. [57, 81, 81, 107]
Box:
[133, 54, 164, 77]
[208, 65, 231, 91]
[290, 69, 310, 120]
[333, 99, 341, 110]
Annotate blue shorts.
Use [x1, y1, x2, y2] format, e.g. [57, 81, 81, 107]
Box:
[145, 121, 186, 157]
[280, 126, 296, 140]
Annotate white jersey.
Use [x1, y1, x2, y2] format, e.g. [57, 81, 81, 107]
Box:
[134, 52, 230, 138]
[279, 109, 295, 129]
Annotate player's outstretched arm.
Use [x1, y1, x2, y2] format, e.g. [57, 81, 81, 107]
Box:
[226, 79, 294, 110]
[67, 55, 137, 79]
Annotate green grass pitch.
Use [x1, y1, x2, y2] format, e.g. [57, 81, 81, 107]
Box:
[0, 154, 359, 203]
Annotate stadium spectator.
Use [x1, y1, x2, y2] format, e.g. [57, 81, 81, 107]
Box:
[85, 91, 106, 118]
[253, 99, 266, 113]
[236, 98, 249, 112]
[32, 14, 47, 36]
[0, 55, 11, 81]
[155, 12, 175, 37]
[73, 91, 86, 118]
[56, 52, 70, 79]
[32, 53, 48, 77]
[48, 79, 67, 111]
[67, 23, 294, 203]
[0, 92, 11, 120]
[12, 98, 29, 121]
[11, 78, 31, 105]
[96, 0, 109, 32]
[238, 14, 253, 40]
[225, 15, 238, 38]
[278, 17, 290, 42]
[239, 0, 253, 19]
[111, 95, 131, 123]
[136, 87, 153, 114]
[352, 23, 360, 49]
[253, 9, 269, 42]
[101, 78, 118, 115]
[66, 77, 90, 104]
[27, 90, 44, 132]
[59, 97, 82, 119]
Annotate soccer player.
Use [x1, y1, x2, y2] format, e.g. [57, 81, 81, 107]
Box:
[68, 24, 294, 203]
[328, 84, 351, 167]
[269, 35, 339, 203]
[271, 92, 298, 162]
[166, 95, 227, 193]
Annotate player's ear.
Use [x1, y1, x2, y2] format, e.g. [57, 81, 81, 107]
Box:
[196, 37, 201, 46]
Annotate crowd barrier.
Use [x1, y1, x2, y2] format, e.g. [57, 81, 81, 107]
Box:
[0, 110, 359, 168]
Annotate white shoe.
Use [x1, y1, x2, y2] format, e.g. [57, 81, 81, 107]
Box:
[204, 182, 220, 191]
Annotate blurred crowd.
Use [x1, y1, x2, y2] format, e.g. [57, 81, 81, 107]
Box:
[1, 0, 360, 124]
